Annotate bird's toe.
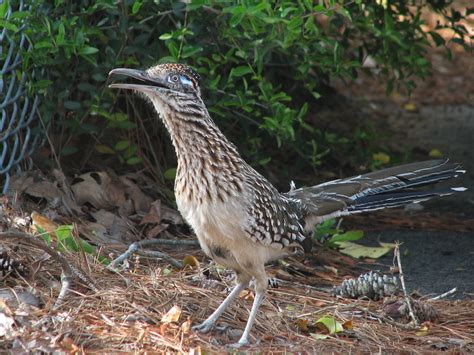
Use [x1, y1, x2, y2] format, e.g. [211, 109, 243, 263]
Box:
[192, 321, 214, 334]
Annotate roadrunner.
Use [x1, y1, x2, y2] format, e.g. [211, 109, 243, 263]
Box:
[109, 63, 466, 346]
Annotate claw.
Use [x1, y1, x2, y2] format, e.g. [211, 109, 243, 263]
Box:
[192, 321, 214, 334]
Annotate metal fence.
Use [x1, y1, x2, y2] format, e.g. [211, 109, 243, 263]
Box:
[0, 0, 42, 194]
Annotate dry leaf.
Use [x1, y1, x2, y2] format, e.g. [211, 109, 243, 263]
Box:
[296, 318, 309, 332]
[120, 176, 153, 213]
[25, 181, 62, 201]
[90, 210, 133, 244]
[71, 172, 126, 209]
[31, 211, 58, 239]
[161, 305, 182, 323]
[146, 224, 168, 239]
[182, 255, 200, 269]
[429, 148, 443, 158]
[335, 241, 395, 259]
[342, 320, 353, 330]
[181, 319, 192, 334]
[403, 102, 418, 112]
[140, 200, 163, 225]
[239, 289, 254, 300]
[372, 152, 391, 165]
[415, 323, 430, 336]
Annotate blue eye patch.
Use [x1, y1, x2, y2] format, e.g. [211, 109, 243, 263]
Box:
[180, 75, 194, 87]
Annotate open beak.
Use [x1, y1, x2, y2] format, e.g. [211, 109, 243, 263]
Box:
[108, 68, 169, 94]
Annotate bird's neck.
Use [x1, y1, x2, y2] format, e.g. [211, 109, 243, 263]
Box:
[154, 101, 245, 203]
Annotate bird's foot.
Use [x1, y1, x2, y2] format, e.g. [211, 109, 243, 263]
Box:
[192, 321, 215, 334]
[227, 336, 249, 349]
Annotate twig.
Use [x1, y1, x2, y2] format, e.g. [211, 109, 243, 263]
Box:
[139, 239, 199, 247]
[137, 250, 182, 269]
[394, 242, 419, 327]
[108, 239, 185, 271]
[428, 287, 457, 301]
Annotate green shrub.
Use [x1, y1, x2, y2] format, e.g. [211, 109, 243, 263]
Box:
[3, 0, 471, 186]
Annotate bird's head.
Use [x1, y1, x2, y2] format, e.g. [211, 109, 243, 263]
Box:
[108, 63, 202, 114]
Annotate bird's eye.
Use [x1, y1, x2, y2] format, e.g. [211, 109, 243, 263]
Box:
[170, 75, 179, 82]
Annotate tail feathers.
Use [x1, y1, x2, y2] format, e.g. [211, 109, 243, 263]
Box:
[285, 159, 467, 229]
[348, 187, 465, 213]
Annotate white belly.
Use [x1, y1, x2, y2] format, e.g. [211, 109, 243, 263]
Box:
[176, 195, 288, 272]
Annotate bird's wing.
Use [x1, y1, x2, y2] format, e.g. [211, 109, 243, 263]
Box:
[285, 159, 466, 230]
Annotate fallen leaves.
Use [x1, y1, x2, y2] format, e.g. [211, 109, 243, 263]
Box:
[182, 255, 200, 269]
[297, 315, 349, 341]
[372, 152, 391, 165]
[335, 241, 395, 259]
[315, 315, 344, 334]
[31, 211, 59, 239]
[161, 305, 182, 324]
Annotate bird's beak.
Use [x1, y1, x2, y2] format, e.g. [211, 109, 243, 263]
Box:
[108, 68, 169, 94]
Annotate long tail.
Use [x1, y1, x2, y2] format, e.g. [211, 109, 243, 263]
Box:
[285, 159, 466, 229]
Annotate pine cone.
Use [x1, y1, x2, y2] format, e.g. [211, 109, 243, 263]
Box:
[0, 250, 27, 277]
[383, 298, 439, 322]
[332, 271, 401, 300]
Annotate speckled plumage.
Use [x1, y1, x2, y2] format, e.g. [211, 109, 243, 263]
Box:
[109, 63, 465, 347]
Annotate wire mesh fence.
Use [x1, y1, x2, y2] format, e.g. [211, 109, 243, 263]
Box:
[0, 0, 42, 194]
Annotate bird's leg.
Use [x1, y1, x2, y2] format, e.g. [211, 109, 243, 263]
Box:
[193, 281, 248, 333]
[232, 289, 265, 347]
[230, 269, 267, 348]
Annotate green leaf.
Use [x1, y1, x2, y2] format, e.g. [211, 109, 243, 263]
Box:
[315, 218, 337, 237]
[329, 230, 364, 243]
[64, 101, 82, 110]
[34, 40, 54, 49]
[95, 145, 115, 154]
[230, 12, 245, 27]
[0, 19, 17, 32]
[115, 140, 130, 151]
[159, 33, 173, 40]
[315, 316, 344, 334]
[0, 0, 8, 19]
[56, 23, 65, 45]
[123, 145, 137, 159]
[231, 66, 253, 77]
[335, 241, 395, 259]
[186, 0, 206, 11]
[56, 225, 73, 241]
[132, 0, 142, 15]
[35, 226, 51, 246]
[61, 146, 79, 156]
[78, 46, 99, 55]
[126, 156, 143, 165]
[429, 31, 445, 46]
[164, 167, 177, 180]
